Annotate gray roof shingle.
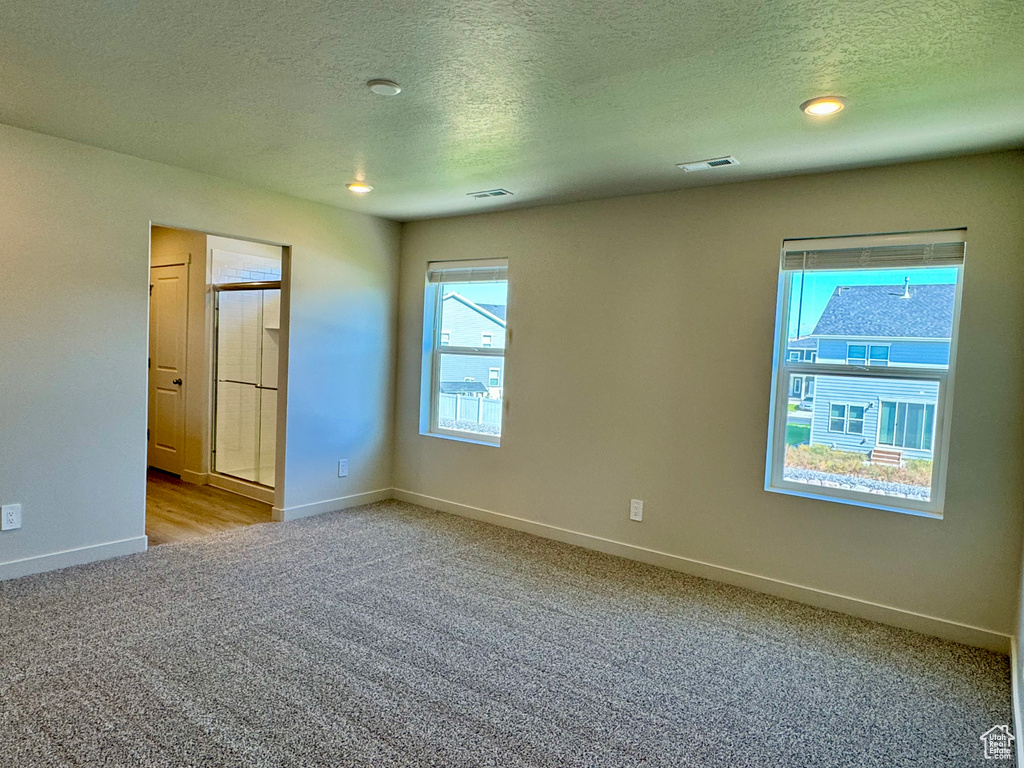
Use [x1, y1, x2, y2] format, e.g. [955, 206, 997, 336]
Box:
[477, 303, 506, 321]
[811, 284, 954, 338]
[439, 381, 489, 394]
[787, 337, 818, 349]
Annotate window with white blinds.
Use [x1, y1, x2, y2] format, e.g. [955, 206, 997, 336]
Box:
[765, 230, 965, 517]
[419, 259, 509, 445]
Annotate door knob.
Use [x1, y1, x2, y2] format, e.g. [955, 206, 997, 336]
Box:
[172, 378, 183, 386]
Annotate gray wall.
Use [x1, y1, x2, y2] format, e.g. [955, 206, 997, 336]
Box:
[394, 152, 1024, 639]
[0, 123, 399, 575]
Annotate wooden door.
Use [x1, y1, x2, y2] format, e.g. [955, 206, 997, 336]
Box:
[148, 264, 188, 474]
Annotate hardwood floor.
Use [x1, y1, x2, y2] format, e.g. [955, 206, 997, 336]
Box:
[146, 469, 273, 546]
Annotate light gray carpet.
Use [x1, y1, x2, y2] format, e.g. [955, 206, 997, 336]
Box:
[0, 501, 1012, 767]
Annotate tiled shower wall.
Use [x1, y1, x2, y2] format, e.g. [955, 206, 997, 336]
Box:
[211, 249, 282, 284]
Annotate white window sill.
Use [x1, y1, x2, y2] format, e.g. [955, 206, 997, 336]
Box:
[765, 484, 942, 519]
[420, 429, 501, 448]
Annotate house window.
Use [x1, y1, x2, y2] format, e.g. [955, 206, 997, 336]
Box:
[789, 351, 800, 361]
[420, 259, 508, 445]
[868, 346, 890, 366]
[766, 230, 965, 517]
[828, 404, 865, 434]
[847, 405, 865, 434]
[828, 404, 847, 432]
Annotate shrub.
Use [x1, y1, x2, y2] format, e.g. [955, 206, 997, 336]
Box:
[786, 444, 931, 487]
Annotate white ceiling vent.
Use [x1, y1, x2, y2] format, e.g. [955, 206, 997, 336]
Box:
[676, 156, 740, 172]
[468, 188, 514, 199]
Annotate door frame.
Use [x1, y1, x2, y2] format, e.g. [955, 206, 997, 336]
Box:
[147, 223, 292, 515]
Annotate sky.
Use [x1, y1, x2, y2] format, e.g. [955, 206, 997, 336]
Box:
[444, 281, 508, 305]
[787, 267, 958, 338]
[444, 272, 960, 337]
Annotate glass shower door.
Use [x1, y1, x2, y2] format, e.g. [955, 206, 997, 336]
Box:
[213, 283, 280, 488]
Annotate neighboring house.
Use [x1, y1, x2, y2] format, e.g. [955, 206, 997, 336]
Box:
[439, 293, 506, 397]
[808, 282, 954, 462]
[786, 337, 817, 399]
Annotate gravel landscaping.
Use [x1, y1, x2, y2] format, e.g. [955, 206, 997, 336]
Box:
[784, 466, 930, 501]
[438, 418, 501, 436]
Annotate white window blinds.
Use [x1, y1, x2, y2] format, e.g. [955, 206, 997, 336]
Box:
[427, 259, 508, 284]
[782, 230, 966, 272]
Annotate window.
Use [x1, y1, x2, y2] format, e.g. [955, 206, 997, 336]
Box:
[789, 351, 800, 361]
[847, 405, 865, 434]
[828, 404, 865, 434]
[420, 259, 508, 445]
[766, 230, 965, 517]
[828, 404, 847, 432]
[847, 343, 889, 366]
[868, 346, 890, 366]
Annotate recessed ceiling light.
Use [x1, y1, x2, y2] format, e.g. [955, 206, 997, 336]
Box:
[367, 79, 402, 96]
[800, 96, 847, 116]
[346, 181, 374, 194]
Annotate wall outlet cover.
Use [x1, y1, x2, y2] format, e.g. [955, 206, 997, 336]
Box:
[629, 499, 643, 522]
[2, 503, 22, 531]
[338, 459, 349, 478]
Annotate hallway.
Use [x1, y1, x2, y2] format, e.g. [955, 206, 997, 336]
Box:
[146, 469, 273, 545]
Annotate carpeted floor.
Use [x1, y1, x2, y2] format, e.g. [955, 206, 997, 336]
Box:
[0, 501, 1012, 767]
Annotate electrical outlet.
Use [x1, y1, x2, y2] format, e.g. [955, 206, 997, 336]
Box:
[2, 504, 22, 531]
[629, 499, 643, 522]
[338, 459, 349, 478]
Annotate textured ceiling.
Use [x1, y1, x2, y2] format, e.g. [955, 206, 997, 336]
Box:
[0, 0, 1021, 220]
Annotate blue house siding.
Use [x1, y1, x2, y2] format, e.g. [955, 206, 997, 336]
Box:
[889, 341, 949, 366]
[817, 338, 850, 362]
[816, 338, 949, 366]
[810, 376, 939, 460]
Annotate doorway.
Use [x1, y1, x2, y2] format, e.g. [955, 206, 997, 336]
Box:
[146, 226, 286, 545]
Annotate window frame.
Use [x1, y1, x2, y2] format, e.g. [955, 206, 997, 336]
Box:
[846, 344, 867, 365]
[481, 333, 493, 347]
[419, 260, 509, 447]
[828, 403, 848, 433]
[765, 231, 965, 518]
[868, 344, 890, 366]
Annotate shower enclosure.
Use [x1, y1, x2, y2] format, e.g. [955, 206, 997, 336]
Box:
[212, 281, 280, 488]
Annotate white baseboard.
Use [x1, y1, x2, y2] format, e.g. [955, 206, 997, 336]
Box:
[180, 470, 209, 485]
[1013, 637, 1023, 762]
[208, 473, 274, 503]
[0, 536, 149, 582]
[392, 488, 1011, 653]
[273, 488, 392, 522]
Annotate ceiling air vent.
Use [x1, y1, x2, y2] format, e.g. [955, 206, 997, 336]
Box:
[676, 156, 740, 172]
[468, 188, 514, 199]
